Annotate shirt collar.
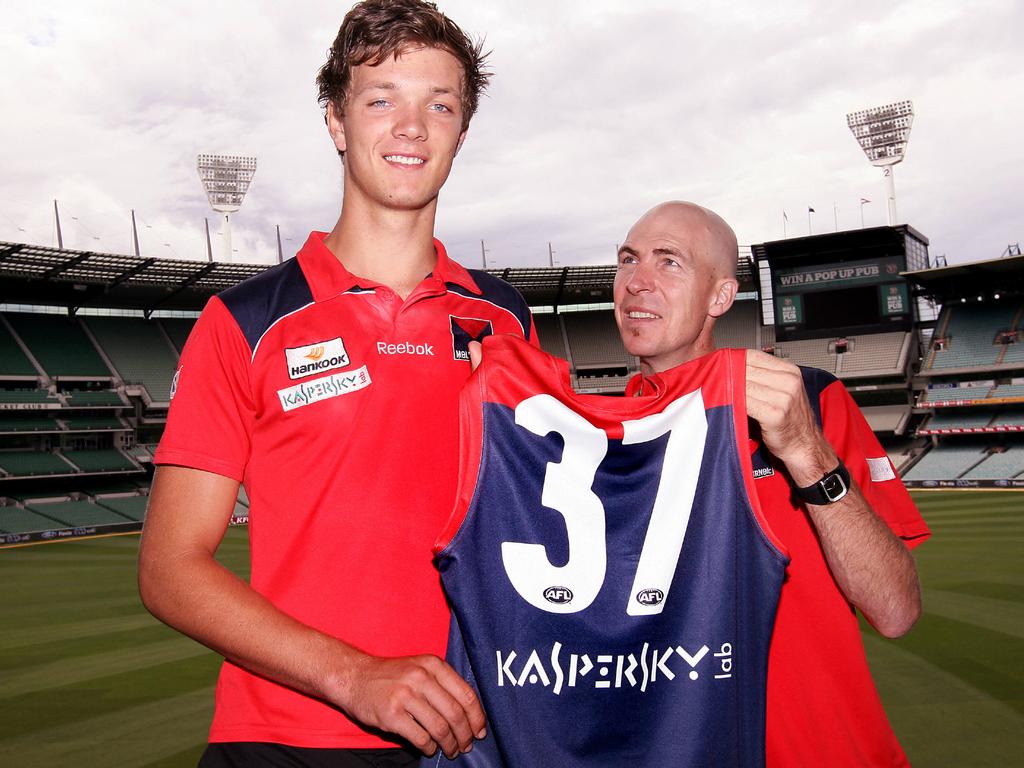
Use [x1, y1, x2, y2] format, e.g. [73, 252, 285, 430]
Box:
[296, 231, 481, 302]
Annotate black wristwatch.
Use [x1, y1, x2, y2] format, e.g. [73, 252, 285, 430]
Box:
[796, 461, 851, 505]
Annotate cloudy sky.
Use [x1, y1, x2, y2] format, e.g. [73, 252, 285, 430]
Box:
[2, 0, 1021, 268]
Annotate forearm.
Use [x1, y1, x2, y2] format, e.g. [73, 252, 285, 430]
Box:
[803, 482, 921, 637]
[138, 546, 358, 705]
[783, 442, 921, 638]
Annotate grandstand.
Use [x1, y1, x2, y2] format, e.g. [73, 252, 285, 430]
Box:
[1, 229, 1022, 542]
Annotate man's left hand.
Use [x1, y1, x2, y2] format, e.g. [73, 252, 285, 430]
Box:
[745, 349, 837, 486]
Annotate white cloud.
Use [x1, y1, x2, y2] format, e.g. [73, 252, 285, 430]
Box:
[1, 0, 1020, 267]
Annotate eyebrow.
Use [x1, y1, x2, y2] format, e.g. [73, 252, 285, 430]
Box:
[355, 82, 459, 97]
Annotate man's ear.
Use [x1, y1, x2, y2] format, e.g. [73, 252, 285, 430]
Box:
[326, 102, 347, 155]
[454, 129, 468, 157]
[708, 277, 739, 319]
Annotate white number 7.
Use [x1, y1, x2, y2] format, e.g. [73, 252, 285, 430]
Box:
[501, 391, 707, 616]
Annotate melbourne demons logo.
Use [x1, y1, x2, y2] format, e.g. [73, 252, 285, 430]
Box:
[450, 315, 493, 361]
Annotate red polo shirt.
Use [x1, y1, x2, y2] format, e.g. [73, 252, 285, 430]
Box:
[155, 232, 536, 748]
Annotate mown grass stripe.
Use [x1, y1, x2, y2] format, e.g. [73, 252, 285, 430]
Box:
[923, 589, 1024, 639]
[864, 634, 1022, 767]
[0, 614, 162, 652]
[0, 687, 213, 768]
[0, 637, 210, 699]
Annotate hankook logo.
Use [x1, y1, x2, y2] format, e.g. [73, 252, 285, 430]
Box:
[543, 586, 573, 605]
[285, 338, 349, 380]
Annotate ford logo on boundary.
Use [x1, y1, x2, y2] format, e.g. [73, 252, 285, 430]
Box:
[543, 586, 573, 604]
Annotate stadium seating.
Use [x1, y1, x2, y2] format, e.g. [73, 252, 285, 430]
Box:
[774, 337, 836, 372]
[989, 383, 1024, 400]
[0, 451, 75, 477]
[84, 317, 180, 403]
[534, 314, 569, 359]
[63, 390, 126, 406]
[62, 449, 138, 473]
[4, 313, 112, 377]
[97, 495, 149, 521]
[920, 386, 992, 405]
[25, 499, 135, 527]
[0, 319, 37, 376]
[839, 332, 909, 375]
[0, 415, 58, 433]
[562, 311, 632, 369]
[860, 405, 909, 433]
[0, 389, 59, 405]
[714, 301, 759, 349]
[924, 410, 996, 431]
[0, 506, 68, 533]
[961, 446, 1024, 479]
[902, 445, 989, 480]
[991, 411, 1024, 427]
[158, 317, 197, 354]
[928, 303, 1020, 370]
[61, 416, 128, 431]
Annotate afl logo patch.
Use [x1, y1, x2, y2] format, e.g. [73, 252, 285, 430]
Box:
[543, 586, 573, 605]
[636, 588, 664, 607]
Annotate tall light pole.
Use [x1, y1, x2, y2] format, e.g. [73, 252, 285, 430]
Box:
[846, 101, 913, 227]
[197, 154, 256, 261]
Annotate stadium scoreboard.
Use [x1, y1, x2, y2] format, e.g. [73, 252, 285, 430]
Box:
[752, 226, 928, 342]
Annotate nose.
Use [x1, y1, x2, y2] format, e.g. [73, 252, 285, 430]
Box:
[393, 104, 427, 142]
[625, 259, 656, 294]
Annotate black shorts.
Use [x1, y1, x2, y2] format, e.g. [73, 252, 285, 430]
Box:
[198, 742, 420, 768]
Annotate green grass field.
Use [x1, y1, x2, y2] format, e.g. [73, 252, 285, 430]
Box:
[0, 491, 1020, 766]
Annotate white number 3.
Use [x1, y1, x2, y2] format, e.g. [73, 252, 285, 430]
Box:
[501, 391, 708, 616]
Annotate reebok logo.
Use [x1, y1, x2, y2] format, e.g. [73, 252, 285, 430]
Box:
[376, 341, 435, 357]
[285, 338, 349, 380]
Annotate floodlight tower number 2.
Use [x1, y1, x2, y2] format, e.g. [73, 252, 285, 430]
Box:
[846, 101, 914, 227]
[197, 154, 257, 262]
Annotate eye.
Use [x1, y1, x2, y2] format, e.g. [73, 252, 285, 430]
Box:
[617, 254, 637, 267]
[428, 102, 454, 113]
[662, 256, 681, 268]
[369, 98, 390, 109]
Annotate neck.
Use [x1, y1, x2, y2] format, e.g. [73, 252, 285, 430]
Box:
[323, 196, 440, 298]
[638, 335, 716, 377]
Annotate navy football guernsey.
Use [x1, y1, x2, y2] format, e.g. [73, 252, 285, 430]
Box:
[428, 336, 788, 767]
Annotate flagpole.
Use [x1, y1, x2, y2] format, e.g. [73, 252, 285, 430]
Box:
[782, 210, 787, 238]
[833, 202, 838, 232]
[807, 207, 812, 236]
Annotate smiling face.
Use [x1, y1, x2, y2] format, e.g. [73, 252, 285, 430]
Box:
[614, 202, 739, 375]
[327, 45, 467, 215]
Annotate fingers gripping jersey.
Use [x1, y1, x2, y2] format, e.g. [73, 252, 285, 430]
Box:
[429, 337, 789, 767]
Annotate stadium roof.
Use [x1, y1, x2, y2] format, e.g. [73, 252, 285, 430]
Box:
[0, 241, 756, 312]
[902, 254, 1024, 300]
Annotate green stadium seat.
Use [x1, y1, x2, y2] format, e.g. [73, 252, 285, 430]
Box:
[26, 500, 137, 527]
[4, 313, 112, 378]
[0, 451, 75, 477]
[62, 416, 128, 431]
[62, 449, 139, 473]
[0, 319, 37, 376]
[159, 317, 197, 354]
[63, 390, 126, 406]
[84, 317, 180, 403]
[0, 506, 68, 534]
[0, 415, 59, 433]
[0, 389, 59, 405]
[97, 495, 150, 521]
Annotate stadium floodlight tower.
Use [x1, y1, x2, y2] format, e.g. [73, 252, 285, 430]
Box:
[845, 100, 914, 227]
[197, 153, 257, 261]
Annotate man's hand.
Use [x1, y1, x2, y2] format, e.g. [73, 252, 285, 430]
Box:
[468, 340, 483, 372]
[745, 349, 837, 486]
[336, 653, 486, 759]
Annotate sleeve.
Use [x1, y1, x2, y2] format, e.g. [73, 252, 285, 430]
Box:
[819, 379, 931, 548]
[152, 297, 256, 482]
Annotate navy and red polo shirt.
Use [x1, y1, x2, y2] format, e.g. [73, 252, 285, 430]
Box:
[154, 232, 535, 748]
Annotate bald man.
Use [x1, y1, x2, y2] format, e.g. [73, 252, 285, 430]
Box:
[615, 201, 930, 767]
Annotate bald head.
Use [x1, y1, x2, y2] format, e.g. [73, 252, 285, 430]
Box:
[614, 200, 741, 373]
[626, 201, 739, 281]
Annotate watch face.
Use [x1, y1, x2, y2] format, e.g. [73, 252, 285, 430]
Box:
[822, 474, 848, 501]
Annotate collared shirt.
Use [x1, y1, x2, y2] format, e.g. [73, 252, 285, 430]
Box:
[155, 232, 535, 748]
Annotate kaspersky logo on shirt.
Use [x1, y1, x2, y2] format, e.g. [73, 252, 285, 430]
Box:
[285, 338, 349, 380]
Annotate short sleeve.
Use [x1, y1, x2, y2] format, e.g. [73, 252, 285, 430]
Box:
[153, 297, 255, 482]
[819, 380, 931, 548]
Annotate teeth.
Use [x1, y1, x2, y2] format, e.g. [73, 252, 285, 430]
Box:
[628, 311, 658, 319]
[384, 155, 424, 165]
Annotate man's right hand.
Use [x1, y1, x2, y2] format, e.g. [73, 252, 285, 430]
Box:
[337, 653, 487, 759]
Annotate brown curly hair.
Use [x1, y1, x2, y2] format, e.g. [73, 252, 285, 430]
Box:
[317, 0, 491, 131]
